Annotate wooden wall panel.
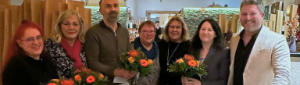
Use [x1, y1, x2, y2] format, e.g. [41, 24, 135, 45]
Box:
[23, 0, 32, 20]
[84, 8, 91, 32]
[3, 8, 10, 59]
[10, 6, 22, 37]
[0, 8, 4, 85]
[0, 0, 9, 7]
[44, 0, 67, 38]
[276, 10, 283, 33]
[231, 14, 239, 33]
[31, 0, 43, 25]
[270, 14, 277, 31]
[219, 14, 227, 33]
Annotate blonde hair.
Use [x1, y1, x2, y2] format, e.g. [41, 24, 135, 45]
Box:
[162, 16, 190, 42]
[51, 10, 85, 43]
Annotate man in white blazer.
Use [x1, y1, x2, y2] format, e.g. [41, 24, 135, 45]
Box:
[228, 1, 291, 85]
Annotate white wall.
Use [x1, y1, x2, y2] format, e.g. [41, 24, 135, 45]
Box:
[128, 0, 242, 19]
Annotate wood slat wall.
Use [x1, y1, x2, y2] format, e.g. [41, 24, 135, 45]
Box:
[0, 1, 91, 85]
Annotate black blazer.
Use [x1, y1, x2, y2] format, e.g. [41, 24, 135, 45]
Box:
[189, 47, 230, 85]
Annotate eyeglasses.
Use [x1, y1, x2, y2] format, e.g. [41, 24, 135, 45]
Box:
[141, 30, 155, 33]
[21, 35, 43, 43]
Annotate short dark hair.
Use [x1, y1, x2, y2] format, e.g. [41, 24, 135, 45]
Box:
[191, 18, 225, 50]
[138, 20, 156, 33]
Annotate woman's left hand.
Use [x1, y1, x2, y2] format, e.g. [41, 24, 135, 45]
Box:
[181, 77, 201, 85]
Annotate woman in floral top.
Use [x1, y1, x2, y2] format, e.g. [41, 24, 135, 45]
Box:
[44, 10, 87, 78]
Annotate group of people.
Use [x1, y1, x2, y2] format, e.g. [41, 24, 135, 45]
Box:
[2, 0, 291, 85]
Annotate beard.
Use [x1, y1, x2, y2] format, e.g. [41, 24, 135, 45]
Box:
[107, 11, 119, 23]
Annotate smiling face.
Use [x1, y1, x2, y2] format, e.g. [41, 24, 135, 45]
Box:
[199, 21, 216, 44]
[168, 20, 183, 42]
[17, 28, 44, 58]
[240, 4, 264, 33]
[139, 24, 156, 45]
[61, 15, 80, 41]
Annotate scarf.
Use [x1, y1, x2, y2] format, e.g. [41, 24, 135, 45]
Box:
[60, 38, 83, 69]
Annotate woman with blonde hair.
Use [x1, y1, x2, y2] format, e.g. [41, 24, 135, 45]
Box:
[44, 9, 87, 78]
[158, 16, 191, 85]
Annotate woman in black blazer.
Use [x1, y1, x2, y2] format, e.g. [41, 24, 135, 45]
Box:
[182, 19, 230, 85]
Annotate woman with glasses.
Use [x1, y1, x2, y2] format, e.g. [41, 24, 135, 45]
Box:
[44, 10, 88, 78]
[132, 21, 160, 85]
[3, 20, 57, 85]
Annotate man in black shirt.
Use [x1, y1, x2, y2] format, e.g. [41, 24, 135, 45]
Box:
[227, 1, 291, 85]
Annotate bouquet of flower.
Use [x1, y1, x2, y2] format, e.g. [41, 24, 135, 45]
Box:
[119, 49, 153, 77]
[168, 54, 207, 81]
[113, 49, 153, 84]
[47, 68, 107, 85]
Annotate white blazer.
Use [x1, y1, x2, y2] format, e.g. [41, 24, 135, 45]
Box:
[228, 26, 291, 85]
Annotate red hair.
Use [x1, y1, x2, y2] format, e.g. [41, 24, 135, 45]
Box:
[3, 20, 44, 68]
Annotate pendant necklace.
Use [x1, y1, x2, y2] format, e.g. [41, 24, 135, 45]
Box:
[167, 43, 180, 66]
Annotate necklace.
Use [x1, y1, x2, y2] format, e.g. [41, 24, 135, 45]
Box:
[167, 43, 180, 66]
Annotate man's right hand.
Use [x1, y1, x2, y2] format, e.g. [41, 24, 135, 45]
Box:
[114, 68, 137, 79]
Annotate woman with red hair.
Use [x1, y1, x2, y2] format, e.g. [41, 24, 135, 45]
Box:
[2, 20, 57, 85]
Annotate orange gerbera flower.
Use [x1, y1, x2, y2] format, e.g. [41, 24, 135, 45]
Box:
[128, 50, 139, 57]
[140, 59, 149, 67]
[147, 59, 153, 65]
[47, 83, 57, 85]
[60, 79, 74, 85]
[74, 74, 81, 81]
[99, 73, 104, 80]
[184, 54, 194, 61]
[176, 58, 184, 63]
[86, 75, 95, 84]
[188, 60, 197, 67]
[128, 57, 135, 63]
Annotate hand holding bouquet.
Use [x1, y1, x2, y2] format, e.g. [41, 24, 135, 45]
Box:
[119, 49, 153, 77]
[168, 54, 207, 81]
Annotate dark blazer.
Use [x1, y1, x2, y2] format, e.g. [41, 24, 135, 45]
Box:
[189, 47, 230, 85]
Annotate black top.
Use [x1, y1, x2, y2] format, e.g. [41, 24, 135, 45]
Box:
[233, 31, 259, 85]
[158, 40, 190, 85]
[2, 55, 57, 85]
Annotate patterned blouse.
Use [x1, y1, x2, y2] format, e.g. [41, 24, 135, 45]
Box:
[44, 39, 87, 78]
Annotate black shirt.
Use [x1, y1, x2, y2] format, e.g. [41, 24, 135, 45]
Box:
[158, 40, 190, 85]
[3, 55, 57, 85]
[233, 30, 260, 85]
